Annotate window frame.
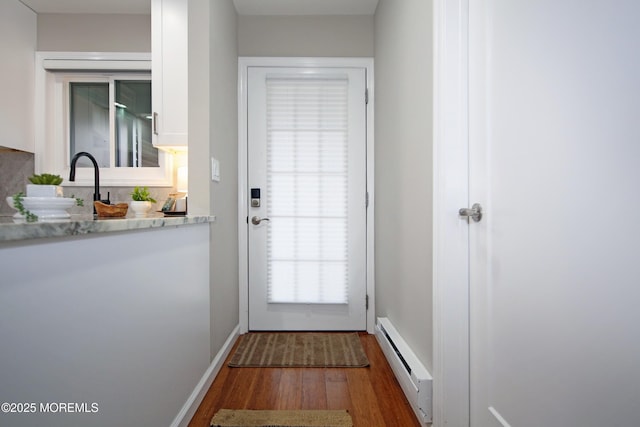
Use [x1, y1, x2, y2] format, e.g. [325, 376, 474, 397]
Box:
[35, 52, 172, 187]
[67, 74, 157, 169]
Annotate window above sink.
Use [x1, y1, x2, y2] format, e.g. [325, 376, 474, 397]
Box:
[35, 52, 173, 187]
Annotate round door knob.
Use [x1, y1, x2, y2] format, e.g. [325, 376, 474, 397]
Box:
[458, 203, 483, 222]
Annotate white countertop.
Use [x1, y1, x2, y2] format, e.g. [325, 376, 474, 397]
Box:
[0, 214, 215, 242]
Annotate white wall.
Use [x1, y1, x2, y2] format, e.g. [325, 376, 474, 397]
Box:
[0, 0, 36, 152]
[37, 13, 151, 52]
[209, 0, 240, 354]
[374, 0, 433, 370]
[238, 15, 374, 57]
[188, 0, 211, 218]
[189, 0, 240, 357]
[0, 225, 210, 427]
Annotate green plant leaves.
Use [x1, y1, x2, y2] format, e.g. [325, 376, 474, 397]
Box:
[12, 192, 37, 222]
[130, 186, 157, 203]
[28, 173, 63, 185]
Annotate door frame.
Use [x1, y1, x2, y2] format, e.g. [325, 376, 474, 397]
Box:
[237, 57, 376, 334]
[432, 0, 471, 426]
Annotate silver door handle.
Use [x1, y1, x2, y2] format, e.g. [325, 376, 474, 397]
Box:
[153, 112, 158, 135]
[251, 216, 270, 225]
[459, 203, 483, 222]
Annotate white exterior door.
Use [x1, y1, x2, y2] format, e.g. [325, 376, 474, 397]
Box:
[467, 1, 640, 426]
[246, 65, 368, 331]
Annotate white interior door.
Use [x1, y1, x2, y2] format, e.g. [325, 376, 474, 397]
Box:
[468, 1, 640, 426]
[246, 66, 368, 331]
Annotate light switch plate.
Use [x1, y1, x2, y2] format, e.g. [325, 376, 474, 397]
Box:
[211, 157, 220, 182]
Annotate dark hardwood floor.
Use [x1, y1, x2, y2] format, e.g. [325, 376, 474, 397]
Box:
[188, 332, 421, 427]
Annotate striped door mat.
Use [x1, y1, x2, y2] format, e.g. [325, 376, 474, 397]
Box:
[211, 409, 353, 427]
[227, 332, 369, 368]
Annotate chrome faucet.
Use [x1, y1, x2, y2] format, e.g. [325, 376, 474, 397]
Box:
[69, 151, 109, 214]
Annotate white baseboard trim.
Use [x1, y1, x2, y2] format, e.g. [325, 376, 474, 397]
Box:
[489, 407, 512, 427]
[170, 324, 240, 427]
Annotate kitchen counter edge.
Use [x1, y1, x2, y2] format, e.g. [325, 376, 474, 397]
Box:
[0, 215, 216, 243]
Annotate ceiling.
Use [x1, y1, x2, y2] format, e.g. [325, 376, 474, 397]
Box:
[19, 0, 379, 15]
[19, 0, 150, 14]
[233, 0, 378, 15]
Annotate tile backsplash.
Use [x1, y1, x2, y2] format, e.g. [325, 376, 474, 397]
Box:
[0, 149, 34, 216]
[0, 149, 173, 216]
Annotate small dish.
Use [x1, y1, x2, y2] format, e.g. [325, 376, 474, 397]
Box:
[94, 201, 128, 218]
[162, 211, 187, 217]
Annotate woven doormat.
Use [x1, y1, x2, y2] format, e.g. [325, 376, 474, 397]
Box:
[228, 332, 369, 368]
[211, 409, 353, 427]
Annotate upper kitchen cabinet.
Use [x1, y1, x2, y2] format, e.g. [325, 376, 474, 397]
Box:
[152, 0, 188, 151]
[0, 0, 36, 152]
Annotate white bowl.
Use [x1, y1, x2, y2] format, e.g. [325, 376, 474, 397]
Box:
[6, 196, 17, 210]
[6, 196, 25, 221]
[21, 197, 76, 221]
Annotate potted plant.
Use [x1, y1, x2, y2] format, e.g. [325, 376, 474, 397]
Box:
[26, 173, 64, 197]
[6, 174, 83, 222]
[130, 186, 157, 218]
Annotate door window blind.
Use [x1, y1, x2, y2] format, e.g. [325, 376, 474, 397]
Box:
[266, 76, 349, 304]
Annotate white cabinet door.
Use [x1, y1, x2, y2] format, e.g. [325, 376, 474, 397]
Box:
[152, 0, 188, 149]
[0, 0, 36, 152]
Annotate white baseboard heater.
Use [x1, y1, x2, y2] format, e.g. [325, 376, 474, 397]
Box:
[375, 317, 433, 425]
